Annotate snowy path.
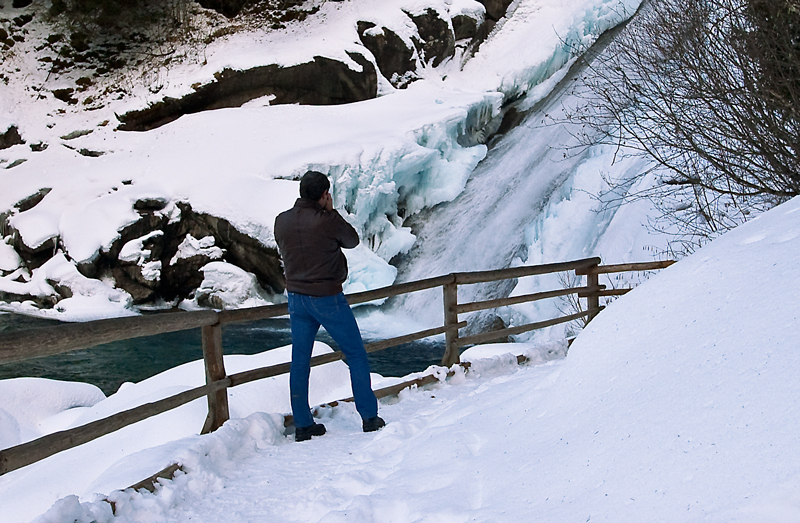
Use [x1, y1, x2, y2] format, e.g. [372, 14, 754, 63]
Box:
[108, 356, 562, 522]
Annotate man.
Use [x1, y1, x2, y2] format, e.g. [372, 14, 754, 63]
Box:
[274, 171, 385, 442]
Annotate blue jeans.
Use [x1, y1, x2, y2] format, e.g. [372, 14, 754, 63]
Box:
[287, 292, 378, 428]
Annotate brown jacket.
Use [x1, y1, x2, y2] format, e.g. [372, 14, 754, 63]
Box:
[274, 198, 360, 296]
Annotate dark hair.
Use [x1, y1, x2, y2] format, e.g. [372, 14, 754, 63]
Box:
[299, 171, 330, 201]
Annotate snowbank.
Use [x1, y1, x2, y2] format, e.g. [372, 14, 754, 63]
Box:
[526, 196, 800, 521]
[0, 378, 105, 449]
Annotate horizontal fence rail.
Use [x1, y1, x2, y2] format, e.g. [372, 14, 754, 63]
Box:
[579, 260, 675, 274]
[451, 257, 601, 285]
[0, 257, 673, 475]
[456, 310, 593, 348]
[455, 285, 603, 314]
[0, 310, 220, 365]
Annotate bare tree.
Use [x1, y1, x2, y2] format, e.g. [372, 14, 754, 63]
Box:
[570, 0, 799, 253]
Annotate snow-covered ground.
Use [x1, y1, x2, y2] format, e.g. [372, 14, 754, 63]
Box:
[2, 188, 798, 523]
[5, 0, 798, 521]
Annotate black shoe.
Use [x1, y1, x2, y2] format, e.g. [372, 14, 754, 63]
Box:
[362, 416, 385, 433]
[295, 422, 326, 442]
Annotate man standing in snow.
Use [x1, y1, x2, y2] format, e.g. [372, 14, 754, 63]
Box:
[274, 171, 385, 442]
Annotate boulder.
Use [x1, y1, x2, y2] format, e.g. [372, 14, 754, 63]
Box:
[6, 190, 57, 270]
[52, 88, 77, 105]
[193, 262, 273, 310]
[406, 8, 455, 67]
[117, 52, 378, 131]
[89, 211, 168, 276]
[201, 214, 285, 294]
[133, 197, 169, 212]
[0, 288, 58, 308]
[112, 231, 165, 304]
[12, 236, 57, 271]
[14, 188, 51, 213]
[195, 0, 248, 18]
[452, 13, 480, 41]
[89, 201, 285, 305]
[13, 14, 33, 28]
[111, 266, 157, 303]
[161, 252, 214, 301]
[0, 125, 24, 150]
[357, 21, 418, 88]
[475, 0, 514, 21]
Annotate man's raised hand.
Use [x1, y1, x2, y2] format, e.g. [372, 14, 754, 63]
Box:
[321, 191, 334, 211]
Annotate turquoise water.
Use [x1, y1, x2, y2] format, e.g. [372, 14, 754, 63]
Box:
[0, 312, 445, 395]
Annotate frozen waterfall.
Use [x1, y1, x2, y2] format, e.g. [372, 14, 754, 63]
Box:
[388, 31, 664, 341]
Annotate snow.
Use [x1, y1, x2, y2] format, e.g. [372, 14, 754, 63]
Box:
[0, 342, 390, 523]
[0, 238, 23, 273]
[118, 231, 164, 265]
[448, 0, 486, 21]
[1, 87, 502, 318]
[5, 0, 798, 521]
[0, 253, 137, 321]
[184, 261, 275, 310]
[0, 194, 800, 522]
[0, 196, 797, 522]
[168, 235, 224, 266]
[0, 378, 106, 449]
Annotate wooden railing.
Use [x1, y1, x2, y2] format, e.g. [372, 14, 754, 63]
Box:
[0, 257, 673, 475]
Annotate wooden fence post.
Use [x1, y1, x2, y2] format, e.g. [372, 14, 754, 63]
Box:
[201, 322, 229, 434]
[585, 263, 601, 323]
[441, 280, 460, 366]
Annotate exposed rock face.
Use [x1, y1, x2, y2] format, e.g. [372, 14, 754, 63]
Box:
[407, 8, 455, 67]
[0, 125, 25, 150]
[6, 189, 55, 271]
[357, 21, 418, 88]
[14, 188, 52, 213]
[475, 0, 514, 21]
[2, 190, 284, 309]
[452, 13, 480, 41]
[85, 201, 285, 305]
[12, 236, 56, 272]
[117, 52, 377, 131]
[114, 2, 512, 133]
[195, 0, 249, 18]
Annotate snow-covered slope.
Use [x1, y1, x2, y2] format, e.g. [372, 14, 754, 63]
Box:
[5, 192, 798, 523]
